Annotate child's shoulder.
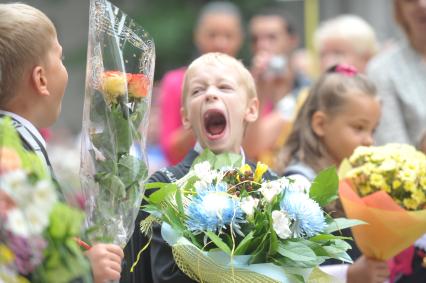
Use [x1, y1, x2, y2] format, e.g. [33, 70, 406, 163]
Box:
[148, 149, 198, 184]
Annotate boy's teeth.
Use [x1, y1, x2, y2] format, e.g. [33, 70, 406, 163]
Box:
[204, 110, 226, 136]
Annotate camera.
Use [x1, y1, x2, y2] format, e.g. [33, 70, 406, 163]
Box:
[267, 55, 288, 75]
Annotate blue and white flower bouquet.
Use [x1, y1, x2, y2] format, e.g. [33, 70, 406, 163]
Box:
[140, 150, 361, 283]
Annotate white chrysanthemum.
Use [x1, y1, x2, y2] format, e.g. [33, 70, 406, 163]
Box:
[33, 180, 57, 209]
[276, 177, 290, 189]
[272, 210, 291, 239]
[240, 196, 259, 217]
[287, 175, 311, 194]
[193, 161, 216, 184]
[5, 208, 29, 237]
[0, 170, 31, 204]
[24, 204, 50, 235]
[399, 169, 417, 183]
[378, 159, 397, 172]
[349, 146, 372, 163]
[259, 180, 284, 202]
[194, 180, 209, 193]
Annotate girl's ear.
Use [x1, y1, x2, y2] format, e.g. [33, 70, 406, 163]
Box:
[244, 97, 259, 123]
[311, 110, 327, 137]
[31, 65, 49, 97]
[181, 107, 192, 130]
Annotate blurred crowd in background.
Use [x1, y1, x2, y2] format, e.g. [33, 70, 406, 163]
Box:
[2, 0, 419, 193]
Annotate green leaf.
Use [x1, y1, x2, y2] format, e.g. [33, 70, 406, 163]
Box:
[205, 231, 231, 254]
[0, 118, 49, 179]
[267, 210, 279, 257]
[324, 218, 366, 234]
[277, 241, 317, 263]
[163, 205, 185, 232]
[213, 152, 242, 170]
[145, 182, 168, 190]
[310, 233, 352, 242]
[309, 166, 338, 207]
[91, 132, 115, 159]
[96, 173, 126, 199]
[297, 239, 328, 259]
[131, 100, 148, 131]
[191, 149, 242, 170]
[148, 184, 177, 204]
[191, 149, 216, 169]
[322, 246, 353, 263]
[249, 233, 270, 263]
[175, 187, 184, 217]
[234, 231, 254, 255]
[95, 158, 116, 174]
[118, 154, 148, 187]
[48, 203, 85, 240]
[90, 91, 108, 123]
[182, 175, 199, 194]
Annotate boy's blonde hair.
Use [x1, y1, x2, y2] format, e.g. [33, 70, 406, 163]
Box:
[315, 15, 378, 59]
[0, 3, 57, 106]
[181, 52, 257, 111]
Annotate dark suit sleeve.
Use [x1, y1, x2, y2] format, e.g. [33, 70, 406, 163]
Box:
[148, 168, 196, 283]
[120, 172, 167, 283]
[121, 169, 196, 283]
[150, 224, 196, 283]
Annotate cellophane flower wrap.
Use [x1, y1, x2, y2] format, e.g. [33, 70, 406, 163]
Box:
[339, 143, 426, 260]
[81, 0, 154, 247]
[0, 118, 91, 283]
[141, 150, 361, 283]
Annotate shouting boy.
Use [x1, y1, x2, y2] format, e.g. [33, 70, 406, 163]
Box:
[123, 52, 277, 282]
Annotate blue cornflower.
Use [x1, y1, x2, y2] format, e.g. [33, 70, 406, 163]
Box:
[186, 182, 244, 234]
[280, 191, 325, 238]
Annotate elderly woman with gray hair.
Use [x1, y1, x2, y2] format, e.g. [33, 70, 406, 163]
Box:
[367, 0, 426, 282]
[315, 14, 379, 73]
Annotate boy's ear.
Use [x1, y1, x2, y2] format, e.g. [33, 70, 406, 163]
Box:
[311, 110, 327, 137]
[244, 97, 259, 123]
[181, 107, 192, 130]
[31, 65, 49, 97]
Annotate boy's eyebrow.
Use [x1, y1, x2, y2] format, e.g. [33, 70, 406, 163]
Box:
[350, 117, 375, 124]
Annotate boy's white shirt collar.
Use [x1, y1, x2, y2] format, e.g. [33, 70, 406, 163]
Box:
[193, 142, 246, 165]
[0, 110, 47, 148]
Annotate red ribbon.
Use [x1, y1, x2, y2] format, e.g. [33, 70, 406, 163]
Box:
[388, 246, 415, 283]
[335, 64, 358, 77]
[74, 237, 92, 250]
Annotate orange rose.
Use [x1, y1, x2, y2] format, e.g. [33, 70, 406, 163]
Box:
[0, 147, 21, 174]
[128, 73, 149, 98]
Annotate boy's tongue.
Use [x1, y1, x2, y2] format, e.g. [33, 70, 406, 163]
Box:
[204, 110, 227, 138]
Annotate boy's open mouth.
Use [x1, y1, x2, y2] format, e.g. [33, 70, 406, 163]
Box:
[203, 109, 227, 140]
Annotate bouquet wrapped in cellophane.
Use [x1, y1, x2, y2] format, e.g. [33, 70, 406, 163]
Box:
[81, 0, 155, 247]
[141, 150, 362, 283]
[339, 143, 426, 260]
[0, 118, 91, 283]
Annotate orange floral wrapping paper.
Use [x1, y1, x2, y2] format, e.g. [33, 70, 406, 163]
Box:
[339, 180, 426, 260]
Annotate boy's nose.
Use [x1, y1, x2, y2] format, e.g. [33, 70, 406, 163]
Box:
[363, 134, 374, 146]
[205, 87, 219, 102]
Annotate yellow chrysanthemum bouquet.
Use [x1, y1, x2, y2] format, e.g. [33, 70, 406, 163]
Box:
[339, 143, 426, 260]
